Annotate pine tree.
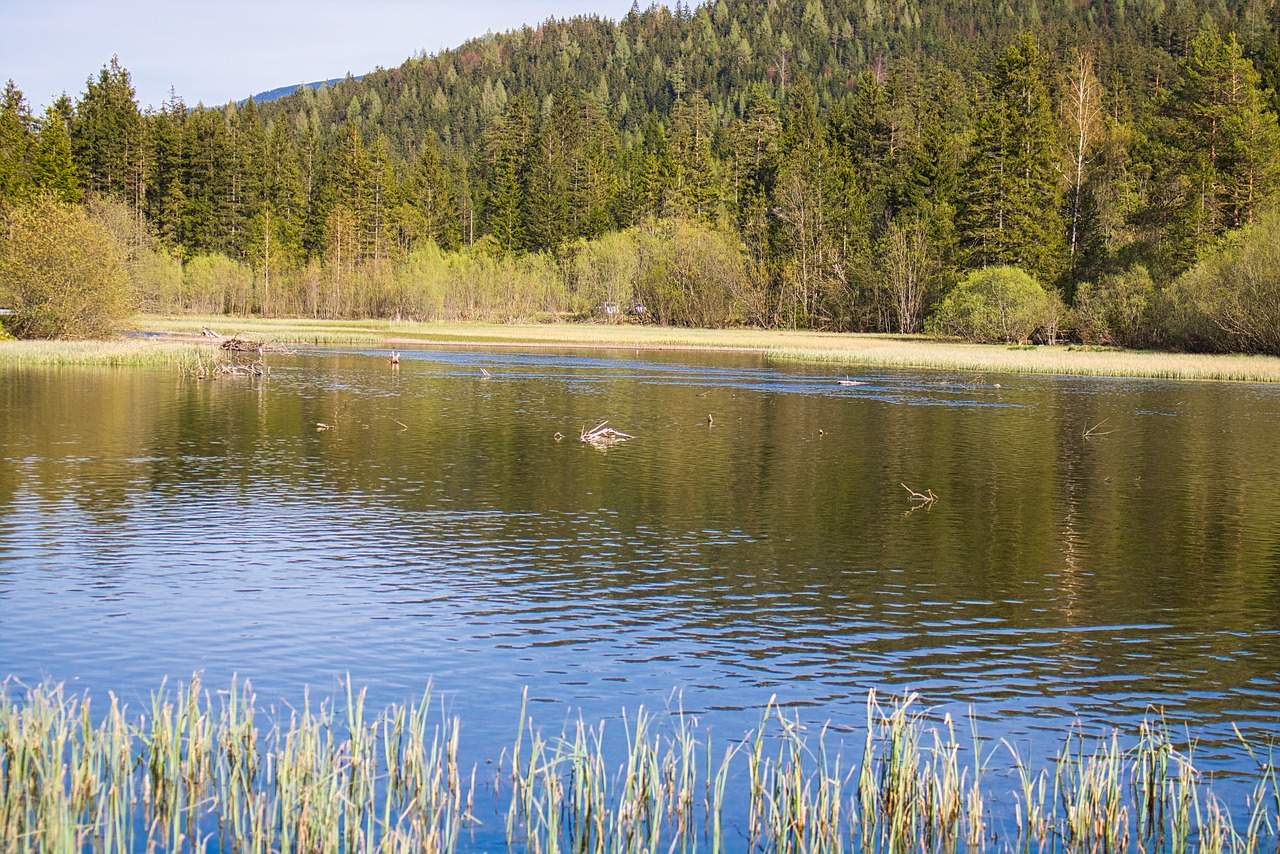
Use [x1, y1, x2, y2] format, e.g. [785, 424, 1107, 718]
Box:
[1142, 29, 1280, 271]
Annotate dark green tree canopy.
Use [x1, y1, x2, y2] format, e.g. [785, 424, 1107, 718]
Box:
[3, 0, 1280, 347]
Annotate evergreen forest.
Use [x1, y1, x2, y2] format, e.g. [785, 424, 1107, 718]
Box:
[3, 0, 1280, 351]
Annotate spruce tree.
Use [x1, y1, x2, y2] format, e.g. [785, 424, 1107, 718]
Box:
[72, 57, 146, 206]
[32, 99, 81, 203]
[731, 84, 781, 270]
[524, 87, 575, 251]
[180, 107, 235, 255]
[148, 90, 187, 246]
[0, 81, 36, 206]
[958, 34, 1066, 284]
[666, 93, 720, 222]
[483, 92, 535, 252]
[404, 134, 460, 250]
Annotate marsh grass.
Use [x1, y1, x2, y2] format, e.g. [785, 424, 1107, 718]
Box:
[0, 338, 225, 370]
[2, 679, 1276, 853]
[6, 315, 1278, 382]
[135, 314, 1280, 383]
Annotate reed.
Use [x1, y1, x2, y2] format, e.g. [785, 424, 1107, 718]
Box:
[0, 338, 227, 369]
[134, 314, 1280, 383]
[1, 678, 1276, 852]
[7, 316, 1279, 383]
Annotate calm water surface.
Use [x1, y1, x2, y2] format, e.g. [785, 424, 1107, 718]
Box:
[2, 346, 1279, 782]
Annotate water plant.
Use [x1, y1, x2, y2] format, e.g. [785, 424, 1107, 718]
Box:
[1, 677, 1276, 852]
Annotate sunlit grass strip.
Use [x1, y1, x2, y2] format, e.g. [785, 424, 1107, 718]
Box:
[139, 314, 391, 345]
[135, 314, 1280, 383]
[0, 338, 223, 370]
[2, 679, 1277, 853]
[771, 341, 1280, 384]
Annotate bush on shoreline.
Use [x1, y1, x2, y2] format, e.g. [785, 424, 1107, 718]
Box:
[0, 194, 136, 339]
[926, 266, 1063, 344]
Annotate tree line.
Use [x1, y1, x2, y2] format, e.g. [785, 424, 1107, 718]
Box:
[2, 0, 1280, 349]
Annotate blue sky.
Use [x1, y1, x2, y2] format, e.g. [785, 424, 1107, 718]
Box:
[1, 0, 637, 111]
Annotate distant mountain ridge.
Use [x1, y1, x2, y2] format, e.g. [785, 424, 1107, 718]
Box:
[242, 76, 357, 105]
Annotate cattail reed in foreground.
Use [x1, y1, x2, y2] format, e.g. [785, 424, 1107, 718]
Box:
[1, 679, 1276, 852]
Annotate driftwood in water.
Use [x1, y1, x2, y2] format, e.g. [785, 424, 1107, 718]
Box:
[217, 362, 265, 377]
[1083, 419, 1114, 440]
[220, 337, 265, 354]
[580, 420, 634, 448]
[901, 483, 938, 505]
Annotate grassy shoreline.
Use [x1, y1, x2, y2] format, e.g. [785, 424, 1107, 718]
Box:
[4, 314, 1280, 382]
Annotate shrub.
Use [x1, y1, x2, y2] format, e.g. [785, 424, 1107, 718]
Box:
[0, 194, 135, 338]
[926, 266, 1062, 344]
[631, 218, 761, 327]
[570, 231, 641, 322]
[183, 254, 254, 316]
[1170, 208, 1280, 354]
[1072, 265, 1162, 349]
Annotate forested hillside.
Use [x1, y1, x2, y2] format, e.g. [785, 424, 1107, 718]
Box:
[3, 0, 1280, 350]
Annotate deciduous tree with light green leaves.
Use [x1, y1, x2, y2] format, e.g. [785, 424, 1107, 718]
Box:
[927, 265, 1063, 344]
[0, 194, 136, 338]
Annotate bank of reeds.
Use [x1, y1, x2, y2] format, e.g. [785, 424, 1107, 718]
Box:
[134, 315, 1280, 383]
[0, 338, 225, 371]
[4, 316, 1277, 382]
[2, 679, 1276, 853]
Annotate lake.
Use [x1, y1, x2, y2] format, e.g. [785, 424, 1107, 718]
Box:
[2, 345, 1279, 843]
